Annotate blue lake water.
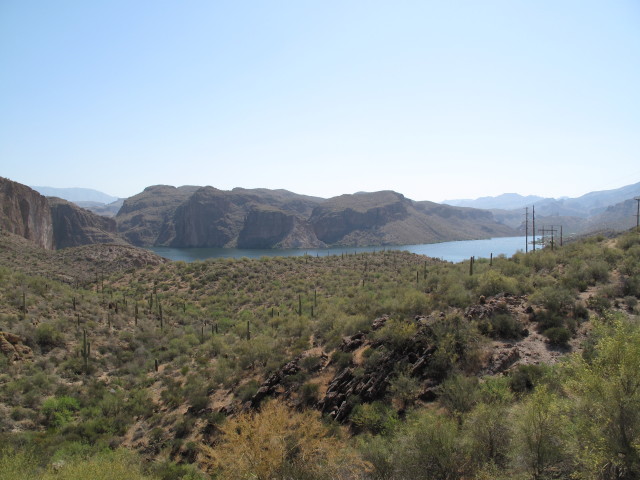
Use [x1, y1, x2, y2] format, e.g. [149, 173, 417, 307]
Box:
[150, 236, 539, 263]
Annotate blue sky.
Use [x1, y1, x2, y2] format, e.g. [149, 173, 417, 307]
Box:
[1, 1, 639, 202]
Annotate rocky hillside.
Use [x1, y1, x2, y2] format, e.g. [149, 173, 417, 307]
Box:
[117, 187, 516, 248]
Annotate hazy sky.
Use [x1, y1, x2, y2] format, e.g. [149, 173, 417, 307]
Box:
[1, 1, 639, 202]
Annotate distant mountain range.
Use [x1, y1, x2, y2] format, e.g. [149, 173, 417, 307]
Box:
[31, 186, 119, 204]
[3, 177, 516, 250]
[444, 182, 640, 236]
[9, 178, 639, 252]
[444, 193, 547, 210]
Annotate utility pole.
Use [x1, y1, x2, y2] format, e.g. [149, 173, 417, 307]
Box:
[525, 207, 529, 253]
[560, 225, 563, 246]
[532, 206, 536, 252]
[635, 197, 640, 232]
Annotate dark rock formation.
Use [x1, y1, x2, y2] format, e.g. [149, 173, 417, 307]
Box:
[237, 208, 325, 249]
[0, 177, 54, 249]
[48, 197, 125, 249]
[311, 191, 410, 245]
[116, 185, 200, 246]
[170, 186, 241, 247]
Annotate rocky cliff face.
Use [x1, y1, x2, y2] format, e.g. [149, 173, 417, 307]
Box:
[48, 197, 124, 249]
[116, 185, 200, 246]
[0, 177, 54, 249]
[237, 208, 325, 249]
[171, 187, 242, 247]
[310, 191, 410, 245]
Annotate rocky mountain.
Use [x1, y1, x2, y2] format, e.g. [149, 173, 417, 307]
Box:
[1, 177, 126, 250]
[117, 186, 517, 248]
[310, 191, 515, 246]
[0, 176, 54, 249]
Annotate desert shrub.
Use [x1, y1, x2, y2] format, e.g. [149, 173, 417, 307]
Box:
[509, 386, 571, 478]
[330, 350, 352, 369]
[392, 409, 469, 480]
[478, 313, 522, 339]
[236, 379, 261, 403]
[543, 327, 571, 346]
[476, 270, 519, 298]
[299, 382, 320, 405]
[41, 396, 80, 429]
[350, 401, 398, 435]
[0, 447, 40, 480]
[616, 232, 640, 250]
[624, 296, 638, 311]
[622, 274, 640, 298]
[34, 323, 64, 350]
[465, 402, 511, 468]
[587, 294, 612, 314]
[300, 354, 323, 373]
[428, 316, 483, 379]
[372, 318, 418, 350]
[438, 374, 479, 417]
[202, 399, 364, 480]
[572, 301, 589, 320]
[508, 364, 549, 394]
[388, 369, 421, 410]
[534, 310, 565, 331]
[530, 286, 574, 314]
[41, 449, 158, 480]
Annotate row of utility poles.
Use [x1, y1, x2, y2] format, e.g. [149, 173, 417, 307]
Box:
[524, 206, 563, 252]
[524, 197, 640, 253]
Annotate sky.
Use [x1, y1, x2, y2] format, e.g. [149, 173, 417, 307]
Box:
[1, 1, 639, 202]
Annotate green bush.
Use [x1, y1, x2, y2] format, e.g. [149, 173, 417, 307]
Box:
[477, 270, 519, 298]
[543, 327, 571, 346]
[34, 323, 64, 349]
[509, 364, 549, 393]
[478, 313, 522, 339]
[41, 396, 80, 429]
[350, 401, 398, 435]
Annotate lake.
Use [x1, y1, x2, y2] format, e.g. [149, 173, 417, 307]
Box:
[150, 236, 539, 263]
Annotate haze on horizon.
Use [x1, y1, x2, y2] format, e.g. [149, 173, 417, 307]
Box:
[1, 1, 639, 202]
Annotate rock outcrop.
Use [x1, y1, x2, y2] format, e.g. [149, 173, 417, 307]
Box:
[0, 177, 54, 249]
[237, 208, 325, 249]
[48, 197, 125, 249]
[0, 332, 33, 363]
[171, 187, 240, 247]
[117, 185, 201, 246]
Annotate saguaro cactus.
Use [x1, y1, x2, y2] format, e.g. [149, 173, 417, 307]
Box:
[81, 329, 90, 373]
